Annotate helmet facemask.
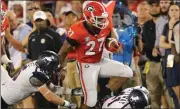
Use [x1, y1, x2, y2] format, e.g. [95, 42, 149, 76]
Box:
[84, 11, 109, 29]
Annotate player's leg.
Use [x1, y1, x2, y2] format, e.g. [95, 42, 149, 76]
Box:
[76, 62, 100, 108]
[98, 78, 111, 99]
[99, 58, 133, 92]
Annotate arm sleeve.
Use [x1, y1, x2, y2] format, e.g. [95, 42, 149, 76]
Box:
[66, 27, 80, 47]
[66, 37, 79, 47]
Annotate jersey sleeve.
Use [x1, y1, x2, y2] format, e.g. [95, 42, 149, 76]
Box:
[66, 26, 80, 46]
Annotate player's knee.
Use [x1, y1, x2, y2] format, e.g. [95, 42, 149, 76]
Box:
[86, 91, 97, 107]
[87, 99, 97, 107]
[124, 65, 133, 78]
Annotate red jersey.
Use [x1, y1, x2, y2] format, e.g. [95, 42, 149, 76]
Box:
[67, 51, 76, 60]
[66, 21, 111, 63]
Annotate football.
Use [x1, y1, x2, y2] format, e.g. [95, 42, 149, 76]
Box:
[105, 38, 123, 53]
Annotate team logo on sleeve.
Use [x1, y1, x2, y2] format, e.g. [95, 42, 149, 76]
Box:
[85, 36, 91, 42]
[67, 28, 74, 37]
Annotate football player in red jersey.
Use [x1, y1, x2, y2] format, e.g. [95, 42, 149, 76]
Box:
[58, 1, 133, 108]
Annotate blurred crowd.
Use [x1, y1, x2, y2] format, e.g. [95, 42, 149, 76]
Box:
[1, 0, 180, 108]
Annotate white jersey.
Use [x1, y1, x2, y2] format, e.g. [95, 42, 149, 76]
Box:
[102, 88, 133, 108]
[1, 61, 40, 105]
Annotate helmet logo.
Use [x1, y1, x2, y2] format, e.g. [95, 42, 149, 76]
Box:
[130, 96, 139, 102]
[87, 6, 94, 12]
[45, 56, 54, 62]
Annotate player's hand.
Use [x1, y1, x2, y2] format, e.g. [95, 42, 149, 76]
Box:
[63, 100, 77, 109]
[106, 38, 123, 54]
[68, 102, 77, 109]
[115, 42, 123, 54]
[71, 87, 83, 96]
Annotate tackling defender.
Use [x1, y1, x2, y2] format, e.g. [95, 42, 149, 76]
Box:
[1, 51, 81, 109]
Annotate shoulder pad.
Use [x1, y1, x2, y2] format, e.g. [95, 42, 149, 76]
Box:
[29, 76, 44, 87]
[29, 71, 49, 86]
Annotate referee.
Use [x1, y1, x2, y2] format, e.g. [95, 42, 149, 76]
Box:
[27, 11, 62, 109]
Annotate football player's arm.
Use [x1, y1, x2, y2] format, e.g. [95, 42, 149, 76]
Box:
[58, 39, 75, 69]
[58, 27, 79, 69]
[38, 84, 69, 106]
[47, 83, 83, 96]
[110, 28, 118, 40]
[105, 28, 122, 53]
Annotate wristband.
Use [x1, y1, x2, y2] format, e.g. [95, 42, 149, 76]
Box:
[43, 90, 50, 96]
[63, 100, 70, 107]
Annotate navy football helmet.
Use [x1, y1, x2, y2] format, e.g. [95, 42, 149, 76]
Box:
[128, 87, 150, 109]
[36, 50, 60, 76]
